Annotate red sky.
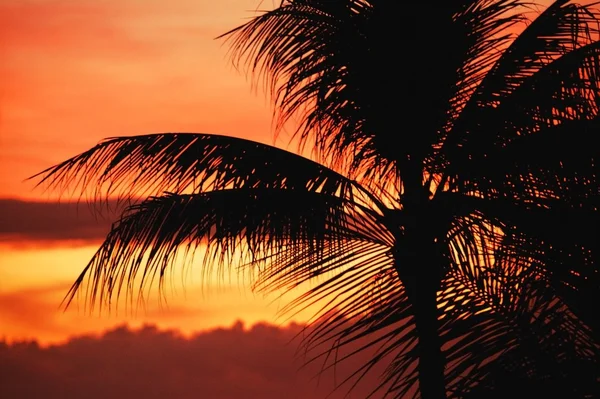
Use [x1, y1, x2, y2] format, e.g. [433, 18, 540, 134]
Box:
[0, 0, 307, 345]
[0, 0, 567, 397]
[0, 0, 348, 395]
[0, 0, 282, 200]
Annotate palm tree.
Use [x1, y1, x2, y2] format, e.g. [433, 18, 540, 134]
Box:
[32, 0, 600, 397]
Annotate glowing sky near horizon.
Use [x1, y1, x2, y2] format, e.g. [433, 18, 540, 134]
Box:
[0, 0, 306, 345]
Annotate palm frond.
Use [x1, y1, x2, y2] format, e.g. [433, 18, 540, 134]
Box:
[470, 0, 598, 106]
[443, 0, 600, 182]
[221, 0, 381, 175]
[450, 277, 600, 398]
[62, 184, 409, 396]
[30, 133, 385, 213]
[460, 116, 600, 206]
[436, 205, 599, 397]
[222, 1, 528, 186]
[64, 188, 391, 311]
[440, 192, 600, 332]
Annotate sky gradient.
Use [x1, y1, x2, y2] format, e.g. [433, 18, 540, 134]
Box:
[0, 0, 565, 396]
[0, 0, 312, 347]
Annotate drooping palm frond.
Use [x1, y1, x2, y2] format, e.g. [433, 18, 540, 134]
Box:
[462, 0, 599, 108]
[440, 191, 600, 335]
[32, 132, 408, 395]
[30, 133, 384, 212]
[64, 186, 392, 310]
[221, 0, 382, 181]
[435, 191, 600, 397]
[416, 201, 599, 398]
[444, 277, 600, 398]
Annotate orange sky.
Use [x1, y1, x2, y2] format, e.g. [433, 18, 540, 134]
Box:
[0, 0, 314, 346]
[0, 0, 573, 388]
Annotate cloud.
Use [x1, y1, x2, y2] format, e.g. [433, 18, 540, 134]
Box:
[0, 322, 392, 399]
[0, 199, 123, 246]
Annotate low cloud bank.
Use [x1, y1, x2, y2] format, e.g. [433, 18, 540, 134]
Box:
[0, 321, 390, 398]
[0, 198, 127, 245]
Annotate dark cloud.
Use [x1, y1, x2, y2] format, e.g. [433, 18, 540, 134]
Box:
[0, 322, 391, 399]
[0, 199, 127, 245]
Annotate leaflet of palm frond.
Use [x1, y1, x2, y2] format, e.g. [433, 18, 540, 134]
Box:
[439, 259, 599, 398]
[450, 46, 600, 198]
[440, 0, 600, 173]
[29, 133, 384, 213]
[61, 188, 388, 311]
[443, 192, 600, 332]
[457, 117, 600, 206]
[221, 1, 526, 180]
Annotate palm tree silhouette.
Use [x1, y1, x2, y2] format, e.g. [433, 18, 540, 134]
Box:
[32, 1, 600, 398]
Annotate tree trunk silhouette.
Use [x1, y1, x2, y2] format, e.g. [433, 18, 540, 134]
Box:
[398, 162, 447, 399]
[410, 280, 447, 399]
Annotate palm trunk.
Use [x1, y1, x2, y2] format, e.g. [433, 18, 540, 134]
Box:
[397, 249, 448, 399]
[410, 281, 447, 399]
[398, 162, 447, 399]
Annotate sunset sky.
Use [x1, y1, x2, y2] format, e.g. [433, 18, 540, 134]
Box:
[0, 0, 567, 397]
[0, 0, 310, 344]
[0, 0, 356, 396]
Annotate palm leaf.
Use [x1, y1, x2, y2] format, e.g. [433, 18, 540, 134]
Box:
[223, 1, 527, 185]
[64, 188, 391, 309]
[440, 216, 598, 398]
[30, 133, 384, 212]
[440, 192, 600, 332]
[442, 1, 600, 182]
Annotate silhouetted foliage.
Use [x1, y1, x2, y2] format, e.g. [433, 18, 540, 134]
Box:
[32, 1, 600, 398]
